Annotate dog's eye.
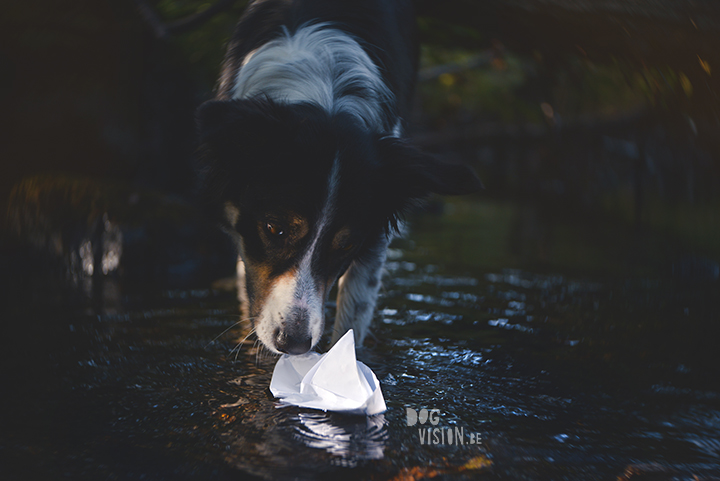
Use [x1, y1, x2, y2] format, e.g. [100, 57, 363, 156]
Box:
[342, 243, 354, 252]
[266, 222, 284, 237]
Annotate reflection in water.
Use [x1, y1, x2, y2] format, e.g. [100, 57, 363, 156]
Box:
[78, 239, 94, 276]
[100, 214, 122, 275]
[4, 175, 236, 306]
[7, 177, 123, 288]
[293, 412, 387, 462]
[67, 213, 123, 285]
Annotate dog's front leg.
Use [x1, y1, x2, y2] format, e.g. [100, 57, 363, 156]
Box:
[332, 236, 390, 346]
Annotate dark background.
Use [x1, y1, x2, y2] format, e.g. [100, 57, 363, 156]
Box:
[2, 0, 720, 265]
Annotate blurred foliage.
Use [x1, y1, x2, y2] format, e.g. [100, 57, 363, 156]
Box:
[150, 0, 702, 124]
[416, 45, 693, 127]
[549, 57, 647, 118]
[403, 196, 720, 278]
[2, 0, 718, 266]
[418, 47, 541, 125]
[602, 192, 720, 260]
[416, 15, 485, 49]
[152, 0, 249, 89]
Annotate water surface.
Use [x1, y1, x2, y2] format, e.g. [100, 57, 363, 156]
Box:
[2, 196, 719, 480]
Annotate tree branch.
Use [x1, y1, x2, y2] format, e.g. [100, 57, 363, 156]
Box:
[166, 0, 239, 34]
[133, 0, 240, 40]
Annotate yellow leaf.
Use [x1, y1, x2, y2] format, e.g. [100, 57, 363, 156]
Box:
[439, 73, 455, 87]
[462, 455, 493, 470]
[679, 73, 693, 97]
[698, 56, 711, 76]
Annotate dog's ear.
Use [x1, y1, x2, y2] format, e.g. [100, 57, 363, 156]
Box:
[196, 99, 276, 159]
[196, 99, 235, 139]
[378, 134, 482, 197]
[376, 136, 483, 231]
[195, 99, 278, 204]
[378, 137, 483, 196]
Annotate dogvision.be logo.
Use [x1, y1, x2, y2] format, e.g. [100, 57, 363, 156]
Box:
[406, 408, 482, 446]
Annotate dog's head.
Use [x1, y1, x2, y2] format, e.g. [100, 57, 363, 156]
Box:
[197, 98, 481, 354]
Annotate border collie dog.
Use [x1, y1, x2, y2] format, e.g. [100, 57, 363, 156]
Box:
[197, 0, 482, 355]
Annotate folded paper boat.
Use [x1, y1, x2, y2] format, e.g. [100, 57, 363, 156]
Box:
[269, 329, 386, 416]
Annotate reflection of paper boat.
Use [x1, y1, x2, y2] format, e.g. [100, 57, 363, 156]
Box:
[294, 412, 387, 460]
[269, 330, 387, 416]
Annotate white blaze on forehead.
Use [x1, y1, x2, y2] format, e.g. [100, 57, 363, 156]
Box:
[255, 157, 341, 352]
[300, 156, 341, 268]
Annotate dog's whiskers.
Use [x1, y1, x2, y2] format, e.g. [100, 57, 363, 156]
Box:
[228, 324, 257, 362]
[204, 314, 260, 364]
[206, 315, 257, 349]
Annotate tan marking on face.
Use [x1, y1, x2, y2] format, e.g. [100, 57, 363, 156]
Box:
[289, 215, 309, 240]
[244, 264, 297, 318]
[254, 268, 305, 353]
[331, 227, 352, 250]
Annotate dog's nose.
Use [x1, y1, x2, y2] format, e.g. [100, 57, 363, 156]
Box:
[275, 330, 312, 355]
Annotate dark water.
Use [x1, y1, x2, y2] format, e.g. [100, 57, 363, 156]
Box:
[2, 195, 719, 480]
